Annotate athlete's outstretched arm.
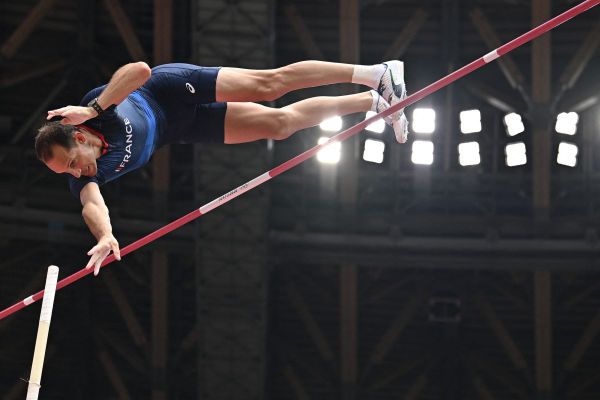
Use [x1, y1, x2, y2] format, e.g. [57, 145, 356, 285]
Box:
[79, 182, 121, 276]
[47, 62, 152, 125]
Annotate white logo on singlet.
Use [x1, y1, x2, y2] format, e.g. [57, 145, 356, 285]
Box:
[186, 83, 196, 93]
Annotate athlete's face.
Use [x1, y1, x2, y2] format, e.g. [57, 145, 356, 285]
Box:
[45, 132, 99, 178]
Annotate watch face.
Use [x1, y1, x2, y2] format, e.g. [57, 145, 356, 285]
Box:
[88, 98, 103, 114]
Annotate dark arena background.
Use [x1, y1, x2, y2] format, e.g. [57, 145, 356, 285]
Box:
[1, 0, 600, 399]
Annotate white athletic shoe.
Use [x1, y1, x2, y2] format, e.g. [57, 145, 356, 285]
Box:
[371, 90, 394, 126]
[378, 60, 409, 143]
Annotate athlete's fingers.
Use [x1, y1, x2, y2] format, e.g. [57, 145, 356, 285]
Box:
[86, 244, 102, 269]
[47, 107, 68, 115]
[111, 242, 121, 261]
[87, 244, 100, 257]
[94, 249, 110, 276]
[86, 252, 99, 270]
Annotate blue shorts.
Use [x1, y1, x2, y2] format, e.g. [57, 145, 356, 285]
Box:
[139, 63, 227, 145]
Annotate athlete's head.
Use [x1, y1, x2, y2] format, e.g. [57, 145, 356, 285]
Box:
[35, 122, 100, 178]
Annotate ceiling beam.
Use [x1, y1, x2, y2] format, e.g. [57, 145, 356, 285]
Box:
[534, 270, 553, 396]
[98, 349, 132, 400]
[383, 8, 429, 61]
[472, 374, 497, 400]
[151, 1, 172, 397]
[465, 81, 520, 113]
[97, 329, 147, 373]
[564, 308, 600, 372]
[102, 270, 149, 349]
[470, 354, 529, 400]
[404, 373, 428, 400]
[0, 60, 66, 90]
[1, 0, 58, 59]
[368, 356, 428, 390]
[287, 284, 335, 363]
[475, 293, 529, 376]
[102, 0, 148, 61]
[366, 290, 423, 368]
[531, 0, 552, 220]
[469, 8, 529, 103]
[283, 4, 325, 60]
[557, 17, 600, 97]
[13, 75, 68, 145]
[340, 264, 358, 400]
[559, 79, 600, 113]
[283, 364, 312, 400]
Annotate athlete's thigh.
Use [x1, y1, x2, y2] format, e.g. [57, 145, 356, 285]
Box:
[143, 63, 221, 105]
[224, 102, 283, 144]
[216, 67, 275, 103]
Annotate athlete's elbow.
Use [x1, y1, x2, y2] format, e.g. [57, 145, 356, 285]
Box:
[131, 61, 151, 85]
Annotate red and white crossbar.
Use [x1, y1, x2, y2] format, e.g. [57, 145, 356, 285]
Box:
[1, 0, 598, 321]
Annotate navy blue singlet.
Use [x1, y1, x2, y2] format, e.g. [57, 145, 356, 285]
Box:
[68, 63, 226, 198]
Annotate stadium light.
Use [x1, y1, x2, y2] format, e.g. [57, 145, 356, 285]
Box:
[505, 142, 527, 167]
[503, 113, 525, 136]
[317, 137, 341, 164]
[365, 111, 386, 134]
[411, 140, 434, 165]
[363, 139, 385, 164]
[460, 110, 482, 134]
[412, 108, 436, 134]
[557, 142, 578, 167]
[320, 116, 343, 132]
[555, 112, 579, 135]
[458, 142, 481, 166]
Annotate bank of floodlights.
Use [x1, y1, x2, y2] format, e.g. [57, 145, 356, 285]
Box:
[557, 141, 578, 167]
[458, 109, 482, 166]
[412, 108, 436, 134]
[363, 139, 385, 164]
[460, 109, 482, 134]
[505, 142, 527, 167]
[412, 140, 434, 165]
[364, 111, 386, 134]
[317, 137, 341, 164]
[555, 112, 579, 135]
[319, 116, 343, 132]
[458, 142, 481, 166]
[503, 112, 525, 136]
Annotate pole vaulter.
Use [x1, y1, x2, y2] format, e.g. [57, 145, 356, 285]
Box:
[1, 0, 598, 321]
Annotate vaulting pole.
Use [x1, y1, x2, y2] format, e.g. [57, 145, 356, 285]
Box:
[25, 265, 59, 400]
[1, 0, 598, 321]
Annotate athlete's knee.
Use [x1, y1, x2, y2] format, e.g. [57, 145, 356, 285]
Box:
[256, 68, 287, 101]
[267, 109, 295, 140]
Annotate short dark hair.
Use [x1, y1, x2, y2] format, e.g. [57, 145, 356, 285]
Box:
[35, 122, 77, 162]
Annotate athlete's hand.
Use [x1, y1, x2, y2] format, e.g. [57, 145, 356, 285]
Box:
[86, 234, 121, 276]
[47, 105, 97, 125]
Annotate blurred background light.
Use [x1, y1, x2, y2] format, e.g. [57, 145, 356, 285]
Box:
[319, 116, 343, 132]
[505, 142, 527, 167]
[317, 137, 341, 164]
[460, 109, 482, 134]
[412, 140, 434, 165]
[363, 139, 385, 164]
[503, 113, 525, 136]
[365, 111, 386, 134]
[458, 141, 481, 166]
[412, 108, 436, 134]
[555, 112, 579, 135]
[557, 142, 578, 167]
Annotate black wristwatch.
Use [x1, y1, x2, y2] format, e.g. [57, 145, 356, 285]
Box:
[87, 97, 104, 116]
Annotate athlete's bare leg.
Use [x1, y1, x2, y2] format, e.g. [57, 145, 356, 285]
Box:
[216, 61, 383, 102]
[224, 91, 376, 144]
